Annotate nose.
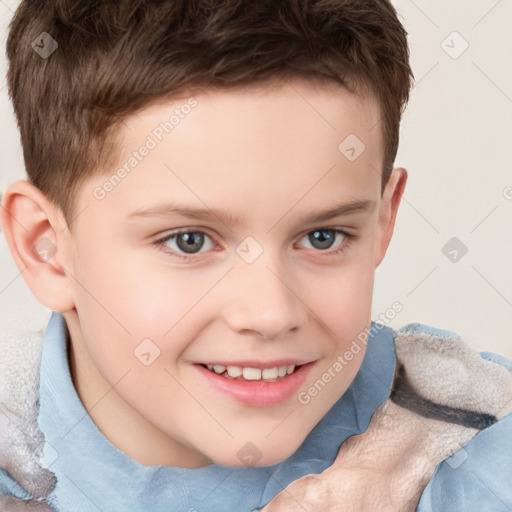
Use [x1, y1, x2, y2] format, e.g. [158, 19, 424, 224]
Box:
[220, 255, 308, 340]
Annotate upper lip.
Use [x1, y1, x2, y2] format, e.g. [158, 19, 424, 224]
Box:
[197, 359, 315, 369]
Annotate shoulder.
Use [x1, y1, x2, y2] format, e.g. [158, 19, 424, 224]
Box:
[0, 327, 56, 503]
[434, 348, 512, 511]
[393, 322, 512, 511]
[417, 407, 512, 511]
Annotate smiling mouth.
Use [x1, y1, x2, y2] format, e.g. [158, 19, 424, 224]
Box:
[199, 363, 302, 382]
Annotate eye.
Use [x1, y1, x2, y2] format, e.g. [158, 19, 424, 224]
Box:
[297, 228, 355, 254]
[153, 227, 356, 261]
[153, 229, 215, 260]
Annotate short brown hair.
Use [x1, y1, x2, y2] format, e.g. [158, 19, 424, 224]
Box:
[6, 0, 414, 227]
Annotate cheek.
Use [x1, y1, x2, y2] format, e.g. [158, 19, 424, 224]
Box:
[74, 234, 211, 328]
[304, 255, 375, 332]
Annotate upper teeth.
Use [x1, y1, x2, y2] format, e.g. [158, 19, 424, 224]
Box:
[206, 364, 296, 380]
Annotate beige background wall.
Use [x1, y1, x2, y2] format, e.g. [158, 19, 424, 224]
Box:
[1, 0, 511, 358]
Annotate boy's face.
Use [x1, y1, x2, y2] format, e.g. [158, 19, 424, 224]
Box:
[30, 80, 405, 468]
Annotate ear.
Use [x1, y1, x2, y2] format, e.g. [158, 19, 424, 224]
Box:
[374, 167, 408, 268]
[0, 180, 75, 312]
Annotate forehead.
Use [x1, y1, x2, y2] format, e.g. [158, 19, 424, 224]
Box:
[78, 79, 384, 227]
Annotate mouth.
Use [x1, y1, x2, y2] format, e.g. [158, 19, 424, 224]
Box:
[198, 363, 303, 382]
[193, 361, 316, 407]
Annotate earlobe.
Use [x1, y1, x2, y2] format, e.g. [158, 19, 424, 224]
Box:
[374, 167, 408, 268]
[0, 180, 75, 312]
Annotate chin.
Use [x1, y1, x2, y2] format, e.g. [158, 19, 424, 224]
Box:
[210, 440, 300, 469]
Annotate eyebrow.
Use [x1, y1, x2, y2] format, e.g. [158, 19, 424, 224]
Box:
[126, 199, 375, 225]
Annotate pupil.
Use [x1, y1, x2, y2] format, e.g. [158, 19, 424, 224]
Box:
[177, 232, 204, 253]
[310, 230, 334, 250]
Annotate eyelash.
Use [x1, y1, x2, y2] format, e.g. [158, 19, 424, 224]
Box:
[152, 227, 357, 262]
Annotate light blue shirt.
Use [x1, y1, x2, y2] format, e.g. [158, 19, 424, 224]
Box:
[1, 312, 511, 511]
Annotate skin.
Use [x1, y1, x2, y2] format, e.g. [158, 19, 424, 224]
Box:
[0, 78, 407, 470]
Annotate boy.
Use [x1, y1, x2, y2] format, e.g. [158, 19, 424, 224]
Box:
[0, 0, 511, 511]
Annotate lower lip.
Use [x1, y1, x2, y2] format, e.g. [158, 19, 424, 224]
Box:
[194, 362, 315, 407]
